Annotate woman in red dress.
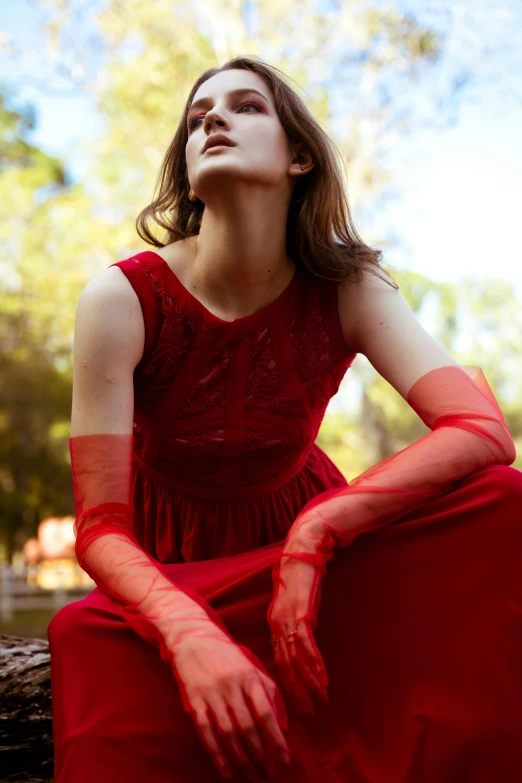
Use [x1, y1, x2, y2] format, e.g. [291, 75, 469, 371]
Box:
[48, 56, 522, 783]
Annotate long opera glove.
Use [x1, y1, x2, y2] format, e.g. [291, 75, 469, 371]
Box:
[69, 433, 288, 728]
[267, 365, 516, 708]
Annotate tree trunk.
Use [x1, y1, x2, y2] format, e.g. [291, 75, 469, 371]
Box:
[0, 633, 53, 782]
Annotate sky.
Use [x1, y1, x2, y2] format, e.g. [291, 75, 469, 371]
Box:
[386, 102, 522, 295]
[1, 0, 521, 304]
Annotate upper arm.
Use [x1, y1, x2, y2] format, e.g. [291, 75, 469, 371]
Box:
[339, 270, 461, 401]
[71, 266, 145, 437]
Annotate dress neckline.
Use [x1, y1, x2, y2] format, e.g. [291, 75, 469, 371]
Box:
[135, 250, 304, 340]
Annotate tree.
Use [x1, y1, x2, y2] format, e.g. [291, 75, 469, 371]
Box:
[0, 0, 520, 561]
[0, 95, 78, 561]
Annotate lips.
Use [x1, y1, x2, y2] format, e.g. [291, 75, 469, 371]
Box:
[203, 135, 236, 153]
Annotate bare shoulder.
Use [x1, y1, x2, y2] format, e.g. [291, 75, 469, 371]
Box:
[85, 266, 143, 332]
[76, 265, 145, 371]
[338, 267, 398, 355]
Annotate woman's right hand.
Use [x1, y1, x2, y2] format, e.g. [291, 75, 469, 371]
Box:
[169, 629, 292, 781]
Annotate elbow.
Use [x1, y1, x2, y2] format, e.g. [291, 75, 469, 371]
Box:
[498, 422, 517, 465]
[502, 438, 517, 466]
[487, 422, 517, 466]
[74, 537, 85, 571]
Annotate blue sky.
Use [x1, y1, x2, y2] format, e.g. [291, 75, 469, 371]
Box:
[1, 0, 521, 300]
[384, 99, 522, 296]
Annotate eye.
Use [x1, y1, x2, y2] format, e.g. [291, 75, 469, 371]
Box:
[188, 101, 263, 131]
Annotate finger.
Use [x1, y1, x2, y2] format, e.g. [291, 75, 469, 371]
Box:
[227, 699, 273, 781]
[285, 640, 316, 714]
[272, 636, 294, 698]
[278, 635, 313, 713]
[298, 617, 328, 675]
[288, 617, 327, 684]
[208, 695, 262, 779]
[289, 666, 315, 714]
[292, 644, 325, 698]
[300, 633, 329, 694]
[192, 703, 233, 779]
[258, 670, 289, 732]
[276, 634, 298, 698]
[247, 675, 291, 764]
[292, 625, 328, 698]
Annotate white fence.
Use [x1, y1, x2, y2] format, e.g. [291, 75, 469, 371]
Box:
[0, 563, 93, 623]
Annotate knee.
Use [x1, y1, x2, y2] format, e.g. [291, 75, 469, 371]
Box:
[47, 600, 89, 649]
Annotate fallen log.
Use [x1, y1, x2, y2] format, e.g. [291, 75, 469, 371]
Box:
[0, 633, 53, 782]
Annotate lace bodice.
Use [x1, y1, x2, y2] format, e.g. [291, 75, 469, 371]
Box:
[110, 251, 356, 498]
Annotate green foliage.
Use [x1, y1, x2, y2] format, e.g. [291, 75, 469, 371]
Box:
[1, 0, 520, 561]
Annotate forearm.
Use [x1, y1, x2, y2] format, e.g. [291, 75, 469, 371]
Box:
[78, 523, 212, 653]
[283, 424, 511, 564]
[267, 365, 515, 692]
[69, 433, 221, 669]
[280, 365, 515, 572]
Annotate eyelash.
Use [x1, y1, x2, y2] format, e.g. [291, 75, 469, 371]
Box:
[188, 101, 263, 131]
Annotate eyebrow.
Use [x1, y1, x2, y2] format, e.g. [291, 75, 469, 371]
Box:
[188, 87, 270, 114]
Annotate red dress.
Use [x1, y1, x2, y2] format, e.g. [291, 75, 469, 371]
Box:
[48, 251, 522, 782]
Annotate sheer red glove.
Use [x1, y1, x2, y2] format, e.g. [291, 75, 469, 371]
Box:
[267, 365, 516, 711]
[69, 433, 290, 781]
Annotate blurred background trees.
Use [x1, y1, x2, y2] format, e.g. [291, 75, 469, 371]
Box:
[1, 0, 520, 575]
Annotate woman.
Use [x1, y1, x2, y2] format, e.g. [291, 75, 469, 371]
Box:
[48, 55, 522, 783]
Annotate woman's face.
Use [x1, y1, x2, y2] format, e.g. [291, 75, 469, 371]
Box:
[185, 69, 296, 205]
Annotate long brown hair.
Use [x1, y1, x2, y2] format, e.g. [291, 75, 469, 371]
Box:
[136, 55, 398, 289]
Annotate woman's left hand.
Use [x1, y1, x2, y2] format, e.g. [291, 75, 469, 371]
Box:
[267, 555, 329, 714]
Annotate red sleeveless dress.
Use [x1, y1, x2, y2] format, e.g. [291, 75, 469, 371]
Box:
[48, 251, 522, 782]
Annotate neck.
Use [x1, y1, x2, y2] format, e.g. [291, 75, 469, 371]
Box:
[187, 196, 296, 315]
